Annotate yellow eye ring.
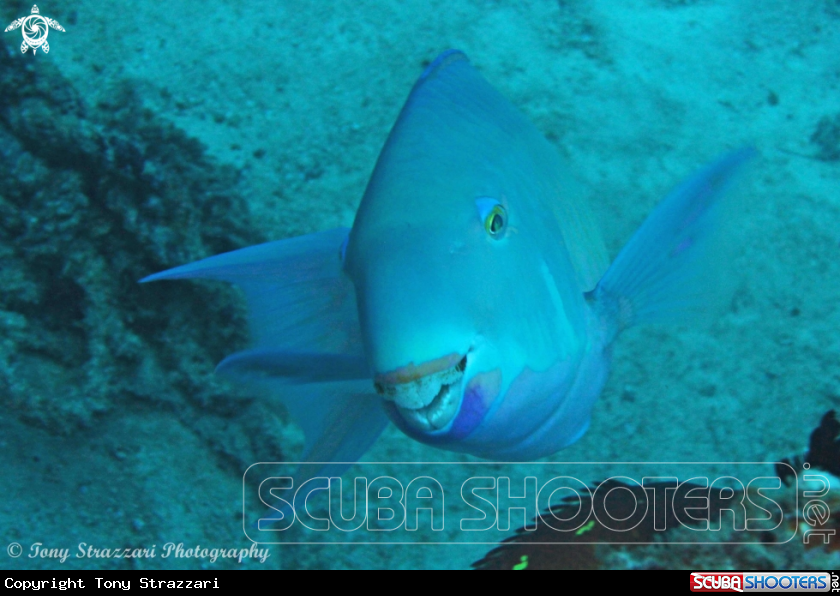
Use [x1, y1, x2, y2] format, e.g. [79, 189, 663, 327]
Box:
[484, 205, 507, 237]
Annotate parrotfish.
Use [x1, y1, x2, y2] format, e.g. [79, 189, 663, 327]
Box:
[142, 50, 752, 474]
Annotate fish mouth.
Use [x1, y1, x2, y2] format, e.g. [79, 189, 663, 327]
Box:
[374, 353, 467, 432]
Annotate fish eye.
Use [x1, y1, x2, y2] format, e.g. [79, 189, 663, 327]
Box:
[484, 205, 506, 237]
[475, 197, 507, 239]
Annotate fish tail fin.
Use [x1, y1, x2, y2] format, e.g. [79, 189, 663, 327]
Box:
[591, 148, 755, 336]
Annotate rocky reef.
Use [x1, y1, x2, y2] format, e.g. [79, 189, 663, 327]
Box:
[0, 33, 287, 469]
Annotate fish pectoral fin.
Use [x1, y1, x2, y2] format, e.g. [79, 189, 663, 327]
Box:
[242, 379, 387, 472]
[219, 355, 384, 472]
[217, 349, 369, 384]
[248, 384, 389, 532]
[141, 227, 364, 358]
[142, 227, 382, 527]
[592, 148, 756, 332]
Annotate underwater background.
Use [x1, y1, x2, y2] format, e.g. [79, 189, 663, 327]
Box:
[1, 0, 839, 570]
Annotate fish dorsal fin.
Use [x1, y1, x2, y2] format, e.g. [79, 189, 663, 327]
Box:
[361, 50, 608, 292]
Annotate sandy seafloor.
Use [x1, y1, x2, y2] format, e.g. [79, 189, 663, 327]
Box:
[1, 0, 839, 570]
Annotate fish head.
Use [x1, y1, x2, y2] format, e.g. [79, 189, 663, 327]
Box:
[345, 185, 559, 442]
[341, 53, 598, 453]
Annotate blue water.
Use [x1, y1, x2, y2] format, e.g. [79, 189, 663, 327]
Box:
[1, 0, 838, 570]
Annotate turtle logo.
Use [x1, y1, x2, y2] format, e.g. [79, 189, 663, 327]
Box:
[4, 5, 65, 55]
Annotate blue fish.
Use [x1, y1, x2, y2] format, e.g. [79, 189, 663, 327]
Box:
[142, 50, 752, 474]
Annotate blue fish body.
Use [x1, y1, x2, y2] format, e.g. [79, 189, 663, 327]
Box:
[143, 50, 752, 471]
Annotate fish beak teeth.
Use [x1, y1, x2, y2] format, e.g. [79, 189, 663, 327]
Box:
[374, 355, 467, 432]
[397, 382, 460, 432]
